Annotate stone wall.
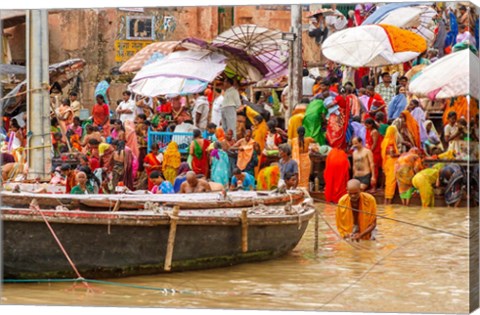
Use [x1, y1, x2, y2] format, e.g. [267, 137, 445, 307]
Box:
[4, 6, 321, 112]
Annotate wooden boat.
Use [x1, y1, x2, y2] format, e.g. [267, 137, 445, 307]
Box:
[1, 197, 315, 279]
[0, 190, 306, 211]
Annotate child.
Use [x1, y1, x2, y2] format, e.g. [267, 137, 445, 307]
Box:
[150, 171, 174, 194]
[68, 116, 83, 138]
[206, 123, 217, 142]
[323, 90, 339, 119]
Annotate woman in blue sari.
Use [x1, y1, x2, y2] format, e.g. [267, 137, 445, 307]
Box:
[210, 142, 231, 187]
[94, 77, 111, 106]
[387, 86, 407, 121]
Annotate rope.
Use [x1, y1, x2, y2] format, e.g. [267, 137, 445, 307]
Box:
[312, 197, 468, 239]
[317, 235, 425, 309]
[30, 202, 83, 279]
[2, 278, 193, 295]
[28, 200, 97, 292]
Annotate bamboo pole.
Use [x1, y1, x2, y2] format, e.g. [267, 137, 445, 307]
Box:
[241, 209, 248, 253]
[164, 206, 180, 271]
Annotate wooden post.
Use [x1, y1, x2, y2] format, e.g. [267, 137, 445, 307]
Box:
[241, 209, 248, 253]
[164, 206, 180, 271]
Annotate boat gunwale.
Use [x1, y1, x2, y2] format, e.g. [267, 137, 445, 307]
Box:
[0, 190, 306, 209]
[1, 207, 316, 226]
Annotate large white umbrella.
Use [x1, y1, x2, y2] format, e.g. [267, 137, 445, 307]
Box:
[363, 4, 437, 45]
[321, 24, 427, 67]
[129, 50, 226, 96]
[408, 49, 480, 100]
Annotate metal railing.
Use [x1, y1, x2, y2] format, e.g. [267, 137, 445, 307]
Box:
[147, 129, 209, 154]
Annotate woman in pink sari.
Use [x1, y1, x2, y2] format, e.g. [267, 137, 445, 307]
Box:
[124, 120, 139, 159]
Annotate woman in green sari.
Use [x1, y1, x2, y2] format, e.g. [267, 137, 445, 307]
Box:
[302, 99, 327, 145]
[189, 129, 210, 177]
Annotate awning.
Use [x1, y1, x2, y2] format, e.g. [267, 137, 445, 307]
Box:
[1, 10, 26, 28]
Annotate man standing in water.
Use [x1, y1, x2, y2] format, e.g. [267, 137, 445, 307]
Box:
[351, 136, 375, 192]
[336, 179, 377, 241]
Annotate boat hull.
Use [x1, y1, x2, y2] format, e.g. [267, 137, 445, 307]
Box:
[2, 206, 314, 279]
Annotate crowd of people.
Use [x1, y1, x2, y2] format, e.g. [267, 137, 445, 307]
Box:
[0, 3, 478, 214]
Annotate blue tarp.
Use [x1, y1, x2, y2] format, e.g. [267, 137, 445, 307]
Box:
[362, 2, 433, 25]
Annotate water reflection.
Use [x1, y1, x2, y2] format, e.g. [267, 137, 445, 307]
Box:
[1, 204, 470, 313]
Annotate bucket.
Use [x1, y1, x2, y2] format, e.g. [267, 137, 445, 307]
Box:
[79, 109, 90, 120]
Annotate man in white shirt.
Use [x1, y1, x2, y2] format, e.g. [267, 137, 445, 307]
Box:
[221, 77, 241, 138]
[192, 91, 210, 131]
[69, 92, 83, 118]
[302, 69, 315, 98]
[211, 88, 223, 126]
[115, 91, 136, 123]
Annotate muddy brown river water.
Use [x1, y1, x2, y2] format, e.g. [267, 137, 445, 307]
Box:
[0, 203, 472, 313]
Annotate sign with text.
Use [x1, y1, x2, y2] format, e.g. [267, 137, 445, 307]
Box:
[114, 40, 154, 63]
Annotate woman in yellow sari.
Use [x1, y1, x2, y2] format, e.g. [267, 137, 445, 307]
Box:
[399, 110, 421, 150]
[412, 164, 443, 207]
[287, 105, 306, 140]
[256, 164, 280, 190]
[394, 147, 424, 206]
[291, 126, 316, 189]
[162, 141, 181, 184]
[381, 126, 400, 204]
[252, 115, 268, 176]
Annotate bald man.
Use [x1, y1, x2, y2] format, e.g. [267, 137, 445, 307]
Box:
[179, 171, 212, 193]
[336, 179, 377, 241]
[70, 171, 94, 194]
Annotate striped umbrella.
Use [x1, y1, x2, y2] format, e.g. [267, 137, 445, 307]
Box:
[119, 41, 181, 73]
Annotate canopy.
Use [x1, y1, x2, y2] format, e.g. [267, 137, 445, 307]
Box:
[362, 2, 433, 25]
[321, 24, 427, 67]
[1, 58, 86, 115]
[363, 4, 437, 44]
[0, 64, 26, 75]
[129, 50, 226, 97]
[213, 24, 289, 80]
[408, 49, 480, 100]
[119, 41, 181, 73]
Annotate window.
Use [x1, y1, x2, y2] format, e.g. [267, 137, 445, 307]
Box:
[126, 16, 155, 40]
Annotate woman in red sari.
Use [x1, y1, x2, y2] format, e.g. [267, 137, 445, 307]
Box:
[326, 88, 350, 150]
[324, 147, 350, 203]
[144, 143, 163, 191]
[92, 94, 111, 138]
[365, 118, 383, 192]
[189, 129, 210, 177]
